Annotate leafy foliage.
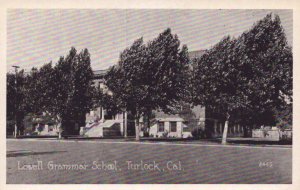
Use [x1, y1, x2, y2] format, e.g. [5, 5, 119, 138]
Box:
[192, 13, 292, 142]
[193, 36, 246, 117]
[51, 47, 95, 134]
[105, 28, 190, 140]
[7, 47, 95, 136]
[237, 14, 293, 126]
[7, 70, 27, 133]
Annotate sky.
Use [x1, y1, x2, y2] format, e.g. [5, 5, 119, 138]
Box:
[7, 9, 292, 72]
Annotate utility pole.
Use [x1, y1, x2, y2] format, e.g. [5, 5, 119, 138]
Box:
[12, 66, 19, 138]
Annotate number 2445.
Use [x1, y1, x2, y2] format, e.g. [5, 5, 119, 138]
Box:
[259, 161, 273, 168]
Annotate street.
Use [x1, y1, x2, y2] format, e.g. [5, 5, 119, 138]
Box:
[7, 139, 292, 184]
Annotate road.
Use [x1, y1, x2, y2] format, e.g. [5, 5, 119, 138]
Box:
[6, 139, 292, 184]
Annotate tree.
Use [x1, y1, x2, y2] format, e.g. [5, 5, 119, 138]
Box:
[105, 38, 147, 140]
[50, 49, 75, 137]
[146, 29, 190, 113]
[193, 36, 247, 144]
[105, 28, 190, 140]
[92, 82, 121, 121]
[23, 63, 55, 115]
[50, 47, 95, 137]
[7, 47, 95, 137]
[68, 49, 95, 128]
[237, 14, 292, 128]
[7, 70, 27, 135]
[7, 73, 16, 122]
[192, 13, 292, 144]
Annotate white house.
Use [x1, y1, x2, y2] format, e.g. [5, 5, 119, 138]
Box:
[149, 117, 192, 138]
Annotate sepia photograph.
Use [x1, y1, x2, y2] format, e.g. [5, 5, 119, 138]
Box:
[5, 8, 293, 184]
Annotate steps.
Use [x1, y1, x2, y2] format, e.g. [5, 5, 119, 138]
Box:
[84, 122, 103, 137]
[103, 123, 121, 136]
[84, 120, 122, 137]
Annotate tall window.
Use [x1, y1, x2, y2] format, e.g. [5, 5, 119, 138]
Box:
[170, 121, 177, 132]
[158, 122, 164, 132]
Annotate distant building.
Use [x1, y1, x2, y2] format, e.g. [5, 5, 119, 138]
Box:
[188, 50, 207, 60]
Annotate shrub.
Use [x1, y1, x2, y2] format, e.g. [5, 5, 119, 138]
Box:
[162, 131, 169, 138]
[191, 128, 204, 139]
[144, 131, 149, 137]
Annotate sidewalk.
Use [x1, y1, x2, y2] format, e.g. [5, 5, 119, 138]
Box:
[6, 136, 292, 148]
[140, 137, 292, 148]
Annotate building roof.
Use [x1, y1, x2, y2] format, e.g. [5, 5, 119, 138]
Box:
[154, 105, 205, 121]
[188, 50, 207, 60]
[93, 69, 107, 76]
[93, 69, 108, 79]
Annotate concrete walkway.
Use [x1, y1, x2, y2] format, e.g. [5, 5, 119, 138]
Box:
[7, 136, 292, 149]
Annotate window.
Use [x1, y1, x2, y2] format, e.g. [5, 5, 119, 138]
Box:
[170, 122, 177, 132]
[158, 122, 164, 132]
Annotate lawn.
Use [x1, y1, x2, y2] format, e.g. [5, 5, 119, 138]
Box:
[6, 139, 292, 184]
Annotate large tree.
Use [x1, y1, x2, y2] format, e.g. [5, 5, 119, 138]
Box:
[50, 47, 95, 137]
[237, 14, 292, 127]
[7, 70, 27, 135]
[8, 47, 95, 138]
[7, 62, 59, 136]
[105, 28, 190, 140]
[193, 36, 247, 143]
[23, 63, 56, 115]
[192, 13, 292, 144]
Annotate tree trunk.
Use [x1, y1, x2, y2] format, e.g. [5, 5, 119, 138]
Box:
[56, 116, 63, 139]
[14, 113, 18, 138]
[135, 117, 140, 141]
[146, 110, 151, 129]
[221, 113, 230, 145]
[123, 112, 127, 138]
[14, 123, 17, 138]
[58, 122, 63, 139]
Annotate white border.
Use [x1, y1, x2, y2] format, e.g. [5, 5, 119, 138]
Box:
[1, 0, 299, 190]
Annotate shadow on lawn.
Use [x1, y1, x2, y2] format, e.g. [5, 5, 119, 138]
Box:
[7, 150, 67, 158]
[138, 137, 292, 145]
[139, 138, 196, 142]
[227, 139, 292, 145]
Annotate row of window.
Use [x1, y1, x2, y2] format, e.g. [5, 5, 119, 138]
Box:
[158, 121, 177, 132]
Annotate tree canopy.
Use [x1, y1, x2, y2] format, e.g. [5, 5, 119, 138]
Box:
[192, 13, 292, 143]
[105, 28, 190, 140]
[7, 47, 95, 137]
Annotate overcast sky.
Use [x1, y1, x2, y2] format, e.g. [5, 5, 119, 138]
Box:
[7, 9, 292, 72]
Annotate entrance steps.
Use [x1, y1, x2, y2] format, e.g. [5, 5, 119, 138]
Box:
[84, 120, 122, 137]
